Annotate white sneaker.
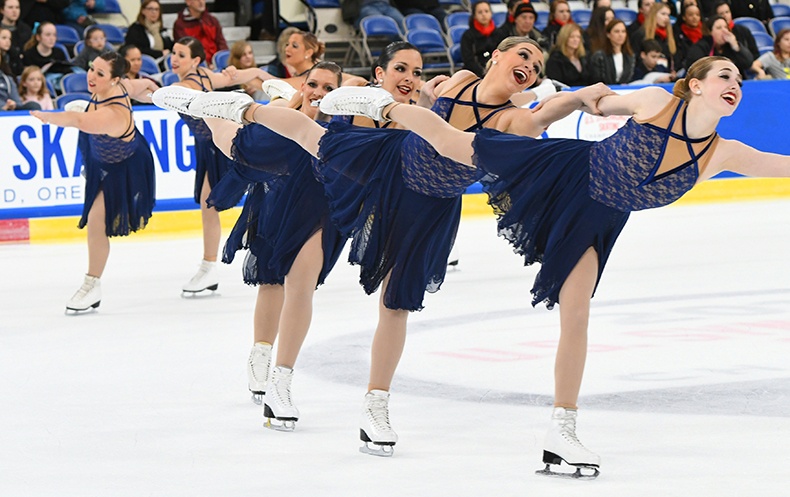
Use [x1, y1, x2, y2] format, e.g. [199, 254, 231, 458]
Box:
[65, 274, 101, 312]
[318, 86, 396, 122]
[537, 407, 600, 479]
[188, 91, 254, 125]
[247, 343, 272, 404]
[261, 79, 297, 102]
[151, 86, 203, 114]
[181, 260, 219, 294]
[359, 389, 397, 456]
[263, 366, 299, 431]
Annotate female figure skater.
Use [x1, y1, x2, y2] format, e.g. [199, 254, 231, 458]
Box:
[316, 56, 790, 477]
[30, 52, 159, 312]
[154, 37, 611, 455]
[165, 36, 277, 295]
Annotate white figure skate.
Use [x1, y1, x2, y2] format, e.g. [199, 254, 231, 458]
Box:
[181, 260, 219, 295]
[318, 86, 395, 122]
[359, 389, 398, 457]
[187, 90, 254, 125]
[65, 274, 101, 313]
[151, 86, 203, 115]
[536, 407, 600, 480]
[261, 79, 297, 102]
[247, 343, 272, 404]
[263, 366, 299, 431]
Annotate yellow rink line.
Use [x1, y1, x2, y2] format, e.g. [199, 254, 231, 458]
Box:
[25, 177, 790, 244]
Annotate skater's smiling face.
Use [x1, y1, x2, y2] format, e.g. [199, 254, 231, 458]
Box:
[374, 48, 423, 104]
[87, 56, 120, 94]
[687, 59, 742, 116]
[488, 41, 543, 92]
[301, 67, 340, 119]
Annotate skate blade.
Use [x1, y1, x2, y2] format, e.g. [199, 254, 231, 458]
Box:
[180, 285, 219, 298]
[264, 417, 296, 432]
[359, 442, 395, 457]
[250, 392, 264, 405]
[536, 464, 599, 480]
[64, 301, 100, 314]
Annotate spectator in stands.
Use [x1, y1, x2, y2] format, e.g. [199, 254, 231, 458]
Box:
[491, 2, 550, 53]
[631, 2, 680, 75]
[2, 0, 31, 57]
[20, 0, 66, 25]
[19, 64, 52, 108]
[751, 28, 790, 79]
[629, 37, 672, 83]
[22, 21, 72, 89]
[628, 0, 654, 38]
[685, 16, 753, 78]
[674, 1, 703, 68]
[585, 6, 614, 53]
[394, 0, 446, 28]
[120, 43, 142, 78]
[62, 0, 102, 30]
[714, 1, 759, 62]
[460, 1, 497, 77]
[542, 0, 572, 50]
[72, 25, 107, 71]
[265, 26, 299, 78]
[356, 0, 406, 34]
[589, 18, 634, 84]
[728, 0, 773, 26]
[545, 22, 590, 86]
[229, 39, 267, 99]
[0, 55, 39, 109]
[0, 19, 22, 75]
[591, 0, 612, 8]
[173, 0, 228, 64]
[125, 0, 173, 61]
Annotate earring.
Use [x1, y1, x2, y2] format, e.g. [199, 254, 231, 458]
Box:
[304, 55, 308, 59]
[492, 60, 498, 65]
[379, 79, 384, 84]
[695, 90, 701, 95]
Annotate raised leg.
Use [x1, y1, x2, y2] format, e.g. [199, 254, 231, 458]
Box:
[244, 104, 326, 158]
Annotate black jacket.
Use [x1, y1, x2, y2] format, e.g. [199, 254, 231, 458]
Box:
[460, 26, 496, 77]
[545, 50, 590, 87]
[685, 36, 754, 77]
[490, 22, 550, 53]
[124, 22, 174, 60]
[589, 50, 635, 85]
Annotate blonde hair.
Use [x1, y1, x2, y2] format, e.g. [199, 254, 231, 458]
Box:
[644, 2, 676, 55]
[672, 56, 730, 100]
[19, 65, 47, 99]
[229, 40, 253, 69]
[556, 23, 586, 59]
[484, 36, 542, 72]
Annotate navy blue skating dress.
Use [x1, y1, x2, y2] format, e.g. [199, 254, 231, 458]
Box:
[208, 120, 346, 286]
[474, 95, 719, 308]
[78, 88, 155, 236]
[178, 69, 242, 205]
[317, 78, 514, 311]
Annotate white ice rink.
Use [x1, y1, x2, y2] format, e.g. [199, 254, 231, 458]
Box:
[2, 198, 790, 497]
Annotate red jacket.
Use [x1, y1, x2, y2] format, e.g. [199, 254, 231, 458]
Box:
[173, 8, 228, 64]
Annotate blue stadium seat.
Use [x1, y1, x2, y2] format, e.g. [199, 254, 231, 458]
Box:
[733, 17, 768, 35]
[55, 25, 81, 45]
[60, 73, 89, 94]
[305, 0, 340, 6]
[212, 49, 230, 70]
[448, 25, 466, 45]
[46, 79, 57, 98]
[572, 9, 592, 29]
[769, 16, 790, 37]
[493, 11, 507, 27]
[161, 71, 180, 86]
[752, 31, 774, 52]
[360, 15, 404, 65]
[535, 11, 548, 31]
[613, 8, 638, 24]
[53, 43, 71, 61]
[405, 13, 443, 34]
[140, 54, 159, 75]
[449, 43, 463, 70]
[406, 28, 452, 74]
[444, 11, 470, 30]
[56, 92, 92, 110]
[93, 0, 129, 23]
[771, 4, 790, 18]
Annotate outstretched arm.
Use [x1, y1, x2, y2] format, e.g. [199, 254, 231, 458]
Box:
[30, 105, 129, 136]
[595, 85, 673, 120]
[244, 104, 326, 157]
[208, 66, 275, 89]
[709, 138, 790, 179]
[122, 79, 160, 103]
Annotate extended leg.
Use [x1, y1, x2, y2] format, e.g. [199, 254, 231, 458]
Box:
[245, 104, 326, 157]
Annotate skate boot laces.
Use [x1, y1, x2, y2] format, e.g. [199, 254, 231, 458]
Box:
[189, 91, 253, 125]
[366, 394, 392, 433]
[319, 86, 395, 122]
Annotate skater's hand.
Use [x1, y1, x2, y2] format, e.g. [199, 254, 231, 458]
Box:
[577, 83, 615, 116]
[417, 75, 449, 107]
[30, 110, 48, 123]
[222, 65, 239, 81]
